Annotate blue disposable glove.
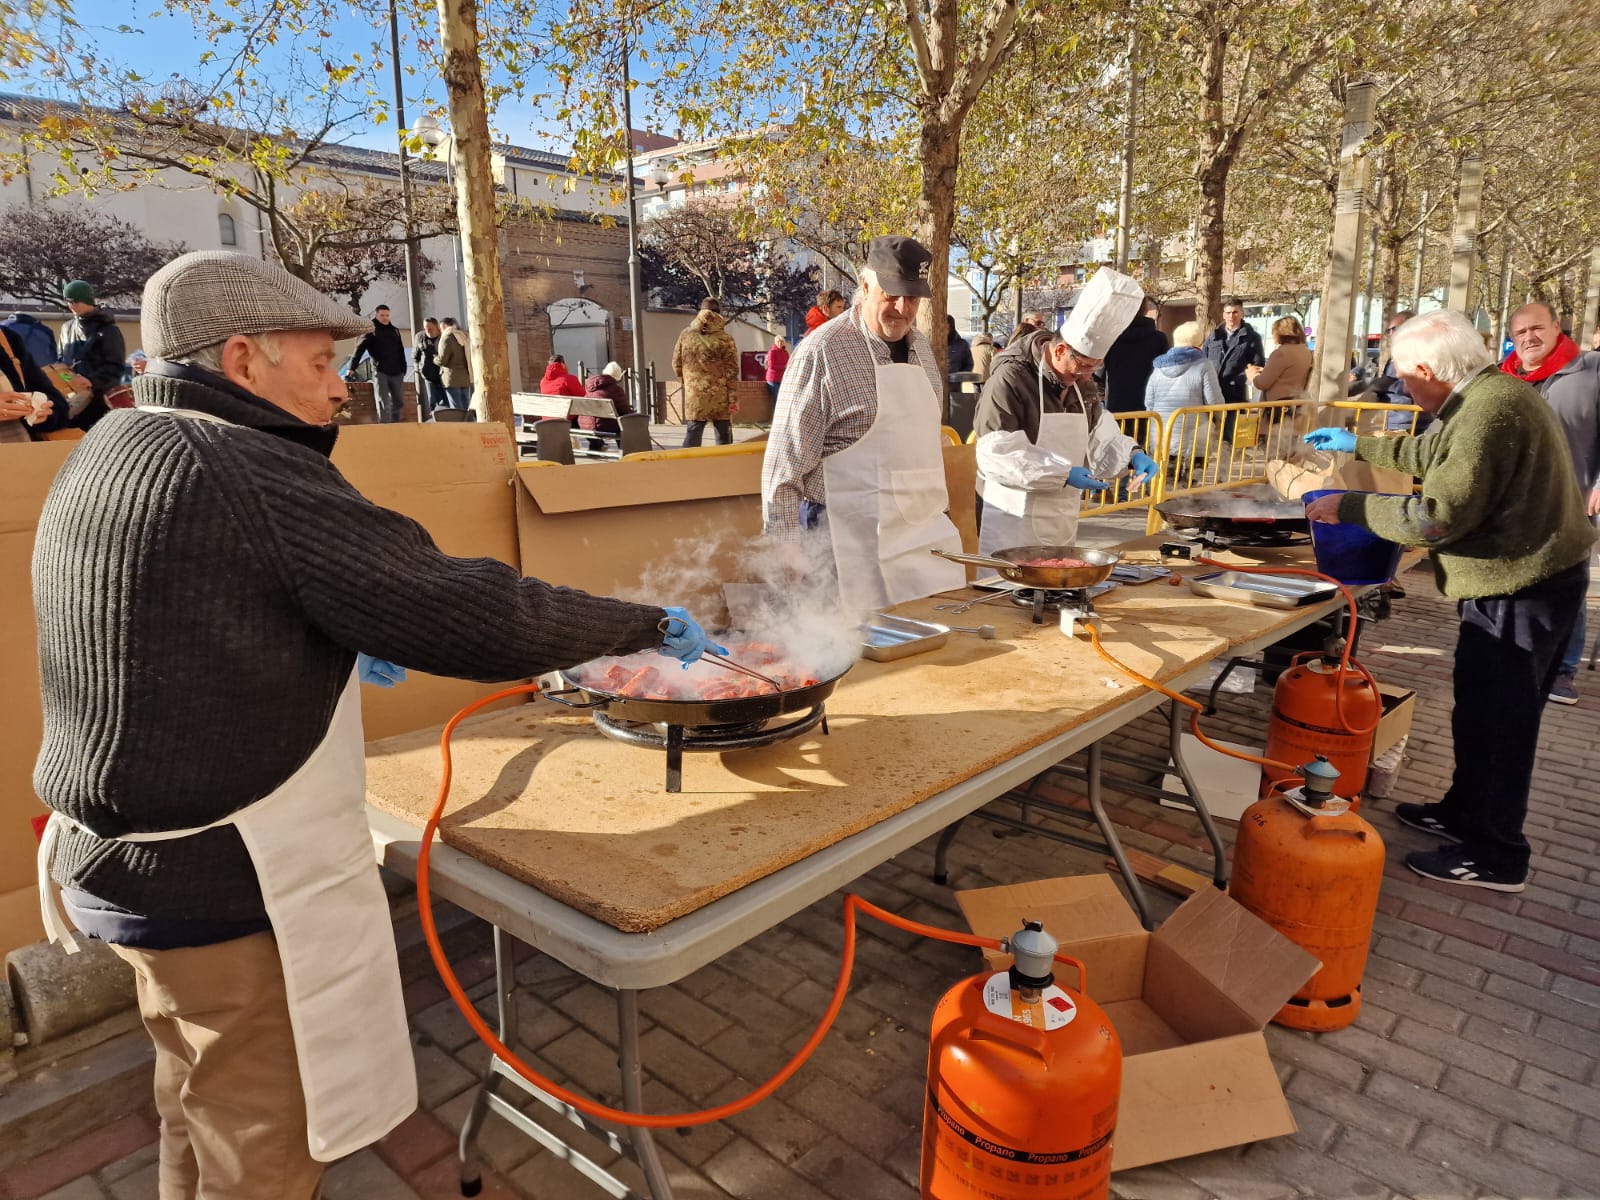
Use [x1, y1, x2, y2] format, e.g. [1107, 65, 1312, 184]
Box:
[1304, 427, 1356, 453]
[357, 653, 407, 688]
[1065, 466, 1111, 493]
[1128, 450, 1159, 487]
[657, 607, 727, 669]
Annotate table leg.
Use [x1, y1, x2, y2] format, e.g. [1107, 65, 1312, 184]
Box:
[1086, 740, 1156, 930]
[1163, 701, 1230, 888]
[617, 990, 675, 1200]
[458, 927, 517, 1195]
[932, 817, 965, 885]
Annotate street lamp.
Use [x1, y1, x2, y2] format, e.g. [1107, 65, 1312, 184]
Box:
[620, 34, 648, 415]
[414, 113, 469, 329]
[386, 0, 426, 421]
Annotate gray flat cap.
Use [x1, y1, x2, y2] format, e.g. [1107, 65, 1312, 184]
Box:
[141, 251, 372, 359]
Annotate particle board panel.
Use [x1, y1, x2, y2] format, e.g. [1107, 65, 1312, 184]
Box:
[365, 565, 1320, 934]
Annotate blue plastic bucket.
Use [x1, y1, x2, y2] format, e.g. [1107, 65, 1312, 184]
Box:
[1303, 489, 1404, 586]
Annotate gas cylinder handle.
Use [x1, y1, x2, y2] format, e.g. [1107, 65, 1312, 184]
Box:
[1051, 952, 1088, 996]
[1304, 812, 1368, 839]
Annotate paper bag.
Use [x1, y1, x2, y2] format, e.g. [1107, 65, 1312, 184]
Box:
[1266, 451, 1413, 500]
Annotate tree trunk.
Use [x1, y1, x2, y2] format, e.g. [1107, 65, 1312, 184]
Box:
[437, 0, 512, 429]
[916, 120, 960, 405]
[1193, 161, 1228, 330]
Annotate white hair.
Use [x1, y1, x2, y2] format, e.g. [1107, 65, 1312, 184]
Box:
[173, 333, 284, 373]
[856, 266, 877, 298]
[1389, 310, 1492, 384]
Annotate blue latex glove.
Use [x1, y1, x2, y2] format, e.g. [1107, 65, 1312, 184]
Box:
[1304, 427, 1356, 453]
[657, 607, 727, 669]
[1065, 466, 1111, 493]
[1127, 450, 1159, 487]
[357, 654, 406, 688]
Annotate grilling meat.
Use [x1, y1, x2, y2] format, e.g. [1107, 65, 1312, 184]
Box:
[575, 643, 822, 700]
[1015, 555, 1089, 569]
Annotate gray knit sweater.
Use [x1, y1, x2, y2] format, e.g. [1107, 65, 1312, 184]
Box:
[33, 363, 667, 921]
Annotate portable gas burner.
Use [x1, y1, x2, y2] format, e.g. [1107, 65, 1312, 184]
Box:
[1161, 526, 1312, 558]
[1011, 581, 1118, 634]
[591, 707, 828, 793]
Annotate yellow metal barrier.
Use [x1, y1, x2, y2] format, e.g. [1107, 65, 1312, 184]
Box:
[1329, 399, 1424, 436]
[1080, 410, 1165, 519]
[622, 441, 767, 462]
[1144, 399, 1318, 534]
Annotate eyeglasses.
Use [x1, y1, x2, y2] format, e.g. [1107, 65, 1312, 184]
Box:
[1385, 326, 1404, 335]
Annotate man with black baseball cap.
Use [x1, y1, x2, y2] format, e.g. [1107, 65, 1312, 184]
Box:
[31, 250, 719, 1197]
[761, 234, 965, 612]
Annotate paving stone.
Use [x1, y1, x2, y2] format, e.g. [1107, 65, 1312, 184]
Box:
[701, 1138, 833, 1200]
[1435, 934, 1554, 987]
[786, 1074, 916, 1160]
[1385, 1017, 1519, 1085]
[1533, 1012, 1600, 1060]
[538, 1029, 625, 1107]
[94, 1145, 156, 1186]
[1286, 1070, 1417, 1148]
[319, 1150, 422, 1199]
[1109, 1164, 1217, 1200]
[1163, 1148, 1298, 1200]
[1483, 971, 1600, 1031]
[705, 1081, 827, 1166]
[433, 1089, 540, 1177]
[1416, 976, 1539, 1033]
[1263, 1029, 1371, 1091]
[412, 1040, 477, 1110]
[1435, 1067, 1579, 1141]
[1357, 977, 1464, 1033]
[104, 1163, 156, 1200]
[1371, 937, 1487, 989]
[636, 986, 733, 1044]
[1412, 1125, 1564, 1198]
[1460, 1015, 1595, 1083]
[1358, 1072, 1498, 1144]
[374, 1109, 459, 1180]
[1239, 1135, 1387, 1197]
[1497, 1122, 1600, 1191]
[37, 1179, 110, 1200]
[1518, 1064, 1600, 1122]
[0, 1113, 156, 1200]
[793, 1134, 916, 1200]
[636, 1026, 734, 1102]
[1325, 1125, 1475, 1200]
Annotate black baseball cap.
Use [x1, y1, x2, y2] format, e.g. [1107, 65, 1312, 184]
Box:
[865, 235, 933, 299]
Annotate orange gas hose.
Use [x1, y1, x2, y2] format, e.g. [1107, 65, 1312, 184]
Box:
[416, 684, 1077, 1129]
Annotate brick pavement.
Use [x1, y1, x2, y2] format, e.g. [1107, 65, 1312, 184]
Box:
[4, 558, 1597, 1200]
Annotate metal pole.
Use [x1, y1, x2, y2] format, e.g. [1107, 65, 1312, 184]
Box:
[1114, 30, 1138, 274]
[1362, 171, 1382, 339]
[1316, 82, 1375, 410]
[621, 36, 648, 415]
[388, 0, 428, 421]
[1581, 244, 1600, 348]
[1447, 157, 1483, 315]
[1492, 247, 1513, 354]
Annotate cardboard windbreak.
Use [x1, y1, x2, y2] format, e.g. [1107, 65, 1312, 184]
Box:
[512, 443, 980, 608]
[956, 875, 1320, 1172]
[0, 424, 527, 955]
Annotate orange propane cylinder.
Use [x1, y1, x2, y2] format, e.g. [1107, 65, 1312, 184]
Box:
[1260, 651, 1381, 802]
[921, 922, 1121, 1200]
[1230, 761, 1386, 1031]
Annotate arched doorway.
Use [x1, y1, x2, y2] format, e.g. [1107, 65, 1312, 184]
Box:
[548, 298, 612, 378]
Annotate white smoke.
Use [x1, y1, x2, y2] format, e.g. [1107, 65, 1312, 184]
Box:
[614, 528, 862, 680]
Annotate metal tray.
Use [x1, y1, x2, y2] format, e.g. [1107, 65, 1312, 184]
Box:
[1187, 570, 1340, 609]
[860, 614, 951, 661]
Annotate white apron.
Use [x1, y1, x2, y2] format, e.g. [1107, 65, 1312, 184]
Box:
[979, 378, 1091, 555]
[37, 406, 416, 1162]
[822, 346, 964, 613]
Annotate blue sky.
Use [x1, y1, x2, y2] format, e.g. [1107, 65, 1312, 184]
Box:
[14, 1, 598, 156]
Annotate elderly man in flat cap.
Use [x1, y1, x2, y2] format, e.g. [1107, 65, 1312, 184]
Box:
[31, 251, 718, 1198]
[760, 234, 967, 613]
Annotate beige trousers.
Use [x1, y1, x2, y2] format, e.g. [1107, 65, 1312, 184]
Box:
[110, 932, 324, 1200]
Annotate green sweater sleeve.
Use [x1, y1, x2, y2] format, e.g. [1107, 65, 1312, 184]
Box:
[1341, 394, 1526, 549]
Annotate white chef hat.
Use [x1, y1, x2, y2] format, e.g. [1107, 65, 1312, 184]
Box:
[1060, 267, 1146, 359]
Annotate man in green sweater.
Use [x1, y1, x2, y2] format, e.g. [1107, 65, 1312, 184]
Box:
[1305, 308, 1594, 893]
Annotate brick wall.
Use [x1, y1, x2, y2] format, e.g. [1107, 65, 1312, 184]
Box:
[502, 215, 632, 387]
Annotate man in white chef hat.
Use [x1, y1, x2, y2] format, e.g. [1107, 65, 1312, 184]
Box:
[972, 267, 1159, 555]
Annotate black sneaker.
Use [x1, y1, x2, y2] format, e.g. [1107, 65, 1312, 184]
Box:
[1549, 673, 1579, 705]
[1394, 802, 1462, 841]
[1406, 846, 1525, 892]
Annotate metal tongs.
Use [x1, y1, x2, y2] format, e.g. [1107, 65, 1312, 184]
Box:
[701, 649, 784, 692]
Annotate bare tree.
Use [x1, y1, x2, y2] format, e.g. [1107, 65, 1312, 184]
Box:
[0, 205, 184, 307]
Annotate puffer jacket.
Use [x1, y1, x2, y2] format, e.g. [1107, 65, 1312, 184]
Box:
[1144, 347, 1224, 419]
[671, 310, 739, 420]
[539, 362, 584, 396]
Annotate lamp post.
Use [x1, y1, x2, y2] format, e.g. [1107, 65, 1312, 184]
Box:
[413, 113, 470, 330]
[386, 0, 427, 421]
[620, 35, 648, 415]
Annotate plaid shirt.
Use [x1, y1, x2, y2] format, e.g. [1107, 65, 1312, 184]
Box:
[760, 307, 942, 538]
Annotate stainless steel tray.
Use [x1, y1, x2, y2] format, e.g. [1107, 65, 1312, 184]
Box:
[860, 614, 951, 661]
[1187, 570, 1340, 609]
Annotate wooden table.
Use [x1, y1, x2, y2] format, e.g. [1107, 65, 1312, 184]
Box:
[364, 539, 1360, 1198]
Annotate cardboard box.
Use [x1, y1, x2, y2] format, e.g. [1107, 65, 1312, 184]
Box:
[956, 875, 1319, 1171]
[1370, 682, 1416, 760]
[512, 442, 980, 610]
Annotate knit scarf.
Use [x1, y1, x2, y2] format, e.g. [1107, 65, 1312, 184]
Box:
[1503, 333, 1580, 383]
